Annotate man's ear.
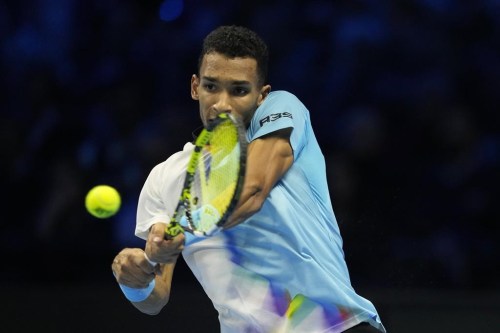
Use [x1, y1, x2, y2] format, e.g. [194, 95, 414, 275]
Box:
[258, 84, 271, 106]
[191, 74, 200, 100]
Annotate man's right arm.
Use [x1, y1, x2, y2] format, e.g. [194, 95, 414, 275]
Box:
[112, 223, 185, 315]
[136, 222, 185, 314]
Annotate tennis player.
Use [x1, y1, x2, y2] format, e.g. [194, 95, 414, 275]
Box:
[112, 25, 386, 333]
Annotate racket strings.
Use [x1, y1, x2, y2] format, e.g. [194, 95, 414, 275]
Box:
[189, 120, 241, 232]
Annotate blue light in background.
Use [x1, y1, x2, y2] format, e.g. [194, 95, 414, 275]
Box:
[159, 0, 184, 22]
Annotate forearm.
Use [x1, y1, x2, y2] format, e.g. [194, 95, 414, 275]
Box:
[225, 132, 293, 229]
[131, 262, 176, 315]
[224, 185, 265, 228]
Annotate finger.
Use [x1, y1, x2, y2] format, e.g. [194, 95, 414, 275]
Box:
[170, 232, 186, 250]
[113, 249, 155, 282]
[145, 224, 165, 261]
[149, 223, 168, 243]
[120, 261, 155, 288]
[111, 253, 128, 277]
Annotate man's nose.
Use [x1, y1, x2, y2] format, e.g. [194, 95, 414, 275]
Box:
[213, 92, 232, 114]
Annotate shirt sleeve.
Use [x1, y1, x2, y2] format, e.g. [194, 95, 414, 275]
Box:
[248, 91, 308, 160]
[247, 91, 309, 159]
[134, 143, 193, 240]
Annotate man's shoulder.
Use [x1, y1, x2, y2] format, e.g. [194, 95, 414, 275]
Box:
[268, 90, 299, 101]
[259, 91, 308, 120]
[150, 142, 194, 174]
[264, 90, 306, 109]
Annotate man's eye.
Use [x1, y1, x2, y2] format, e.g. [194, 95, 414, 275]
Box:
[234, 87, 248, 95]
[204, 83, 216, 91]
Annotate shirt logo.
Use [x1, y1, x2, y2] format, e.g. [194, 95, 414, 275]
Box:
[259, 112, 293, 127]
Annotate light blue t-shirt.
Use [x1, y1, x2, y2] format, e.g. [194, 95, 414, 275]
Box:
[137, 91, 385, 332]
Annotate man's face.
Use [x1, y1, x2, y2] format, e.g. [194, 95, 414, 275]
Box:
[191, 52, 271, 127]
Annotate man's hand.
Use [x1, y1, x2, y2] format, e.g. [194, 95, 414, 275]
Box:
[145, 223, 185, 264]
[112, 248, 156, 289]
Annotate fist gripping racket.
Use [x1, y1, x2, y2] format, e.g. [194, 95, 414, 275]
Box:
[166, 112, 247, 238]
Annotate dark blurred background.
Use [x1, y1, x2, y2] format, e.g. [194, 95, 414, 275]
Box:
[1, 0, 499, 332]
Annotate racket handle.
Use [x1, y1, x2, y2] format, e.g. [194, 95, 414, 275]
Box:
[165, 222, 184, 239]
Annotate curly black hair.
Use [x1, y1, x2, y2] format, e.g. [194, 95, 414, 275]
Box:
[198, 25, 269, 86]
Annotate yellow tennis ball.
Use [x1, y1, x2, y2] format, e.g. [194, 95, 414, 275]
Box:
[85, 185, 121, 218]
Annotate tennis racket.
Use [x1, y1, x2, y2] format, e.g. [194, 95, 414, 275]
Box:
[165, 112, 247, 238]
